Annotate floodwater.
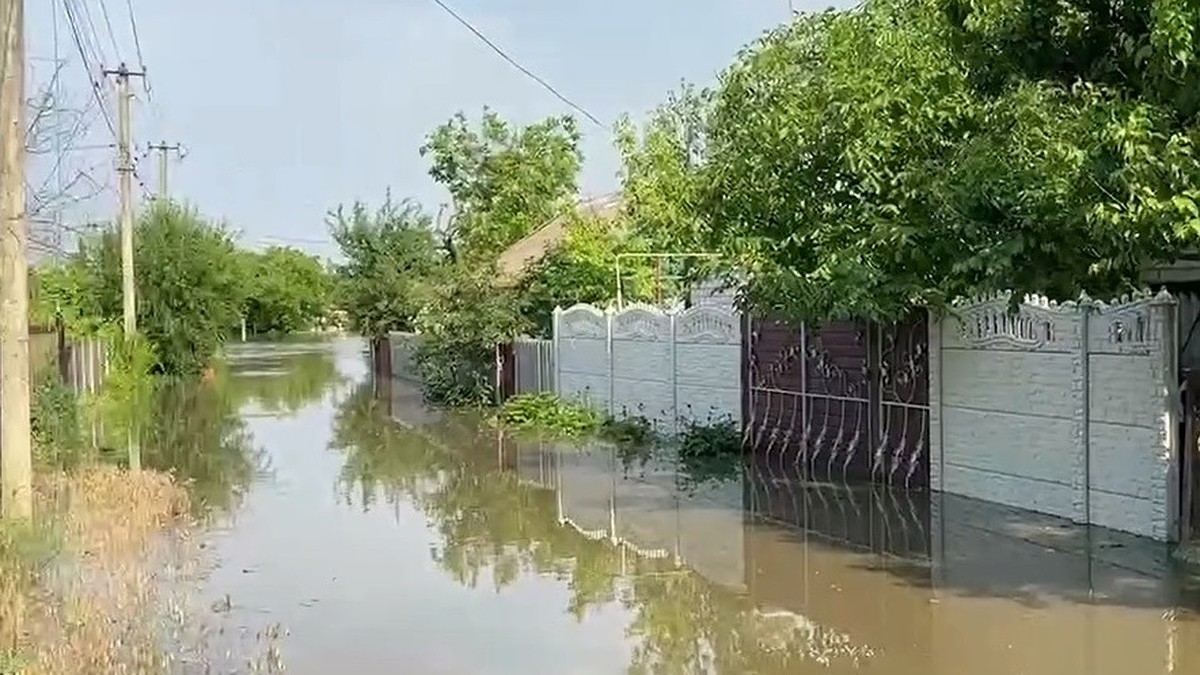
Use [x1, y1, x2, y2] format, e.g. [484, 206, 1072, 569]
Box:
[169, 337, 1200, 674]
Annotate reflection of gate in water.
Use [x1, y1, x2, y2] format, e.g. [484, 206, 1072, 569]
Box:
[743, 313, 930, 489]
[743, 463, 931, 560]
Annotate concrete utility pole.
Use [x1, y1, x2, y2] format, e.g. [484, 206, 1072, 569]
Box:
[0, 0, 32, 520]
[147, 140, 182, 199]
[103, 64, 145, 337]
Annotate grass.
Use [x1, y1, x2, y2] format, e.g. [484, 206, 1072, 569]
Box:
[0, 467, 191, 673]
[0, 464, 289, 674]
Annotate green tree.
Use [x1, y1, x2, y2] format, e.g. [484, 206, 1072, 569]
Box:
[29, 259, 100, 332]
[516, 211, 656, 337]
[616, 84, 713, 254]
[421, 109, 582, 260]
[692, 0, 1200, 322]
[328, 196, 440, 339]
[412, 264, 527, 406]
[80, 201, 244, 376]
[241, 246, 332, 335]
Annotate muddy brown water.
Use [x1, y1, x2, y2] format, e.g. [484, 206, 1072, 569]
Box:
[185, 338, 1200, 674]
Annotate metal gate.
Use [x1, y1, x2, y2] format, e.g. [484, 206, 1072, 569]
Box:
[742, 312, 930, 489]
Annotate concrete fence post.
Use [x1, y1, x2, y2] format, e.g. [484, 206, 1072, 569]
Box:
[1078, 297, 1094, 526]
[1151, 290, 1180, 541]
[605, 306, 616, 417]
[552, 307, 563, 398]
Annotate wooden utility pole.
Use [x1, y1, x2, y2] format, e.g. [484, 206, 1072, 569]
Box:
[0, 0, 32, 520]
[103, 64, 144, 337]
[147, 140, 182, 199]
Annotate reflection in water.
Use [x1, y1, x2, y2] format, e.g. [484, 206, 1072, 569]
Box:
[193, 340, 1200, 674]
[226, 342, 345, 415]
[330, 382, 894, 672]
[328, 375, 1200, 675]
[136, 379, 262, 515]
[123, 342, 341, 517]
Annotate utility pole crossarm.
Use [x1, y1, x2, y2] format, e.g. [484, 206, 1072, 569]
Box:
[147, 140, 183, 199]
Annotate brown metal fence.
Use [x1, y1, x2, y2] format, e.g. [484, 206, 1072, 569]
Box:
[742, 312, 931, 489]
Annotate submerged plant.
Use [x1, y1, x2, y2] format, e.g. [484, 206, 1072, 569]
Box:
[496, 392, 603, 438]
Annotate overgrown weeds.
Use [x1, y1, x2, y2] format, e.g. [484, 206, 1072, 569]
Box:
[30, 373, 86, 470]
[675, 414, 744, 486]
[0, 467, 187, 672]
[0, 466, 280, 674]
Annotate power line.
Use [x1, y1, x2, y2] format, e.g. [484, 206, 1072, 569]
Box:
[124, 0, 148, 96]
[61, 0, 117, 140]
[96, 0, 122, 60]
[425, 0, 605, 128]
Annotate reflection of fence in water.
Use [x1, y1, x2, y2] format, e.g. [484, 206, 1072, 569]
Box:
[745, 462, 930, 560]
[529, 440, 747, 590]
[387, 332, 423, 383]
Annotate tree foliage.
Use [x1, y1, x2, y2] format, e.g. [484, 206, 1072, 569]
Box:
[328, 196, 441, 339]
[77, 202, 245, 376]
[663, 0, 1200, 322]
[240, 246, 332, 335]
[421, 109, 582, 260]
[413, 264, 527, 406]
[517, 211, 658, 337]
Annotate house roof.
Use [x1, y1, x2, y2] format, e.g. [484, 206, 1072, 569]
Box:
[493, 192, 622, 288]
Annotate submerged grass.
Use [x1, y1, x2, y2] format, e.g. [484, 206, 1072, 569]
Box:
[0, 465, 247, 674]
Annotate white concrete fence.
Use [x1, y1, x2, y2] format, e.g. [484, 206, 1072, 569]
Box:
[929, 290, 1178, 541]
[553, 302, 742, 433]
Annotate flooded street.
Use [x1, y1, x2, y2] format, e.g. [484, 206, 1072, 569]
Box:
[184, 338, 1200, 674]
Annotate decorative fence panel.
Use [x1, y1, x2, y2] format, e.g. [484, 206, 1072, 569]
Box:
[553, 303, 741, 432]
[930, 290, 1179, 541]
[743, 312, 931, 489]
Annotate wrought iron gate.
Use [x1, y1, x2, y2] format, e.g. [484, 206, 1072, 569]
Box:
[742, 312, 930, 489]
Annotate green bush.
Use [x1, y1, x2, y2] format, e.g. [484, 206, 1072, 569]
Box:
[31, 370, 85, 469]
[80, 201, 244, 377]
[497, 393, 603, 438]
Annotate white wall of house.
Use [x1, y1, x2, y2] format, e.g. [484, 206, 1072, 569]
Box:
[929, 291, 1179, 541]
[554, 302, 742, 431]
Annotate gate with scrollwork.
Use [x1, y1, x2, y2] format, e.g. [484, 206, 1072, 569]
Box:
[741, 312, 930, 489]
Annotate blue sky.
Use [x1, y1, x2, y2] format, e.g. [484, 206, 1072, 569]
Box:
[26, 0, 817, 259]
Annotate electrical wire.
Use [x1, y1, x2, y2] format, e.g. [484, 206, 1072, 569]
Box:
[61, 0, 118, 140]
[95, 0, 122, 61]
[124, 0, 148, 91]
[425, 0, 605, 128]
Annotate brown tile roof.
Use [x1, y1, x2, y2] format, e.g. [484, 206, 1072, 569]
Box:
[493, 192, 622, 288]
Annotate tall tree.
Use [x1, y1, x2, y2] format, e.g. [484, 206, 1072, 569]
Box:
[81, 201, 245, 375]
[241, 246, 332, 335]
[328, 196, 440, 338]
[421, 109, 582, 260]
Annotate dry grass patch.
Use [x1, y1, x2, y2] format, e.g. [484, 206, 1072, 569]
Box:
[0, 466, 198, 674]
